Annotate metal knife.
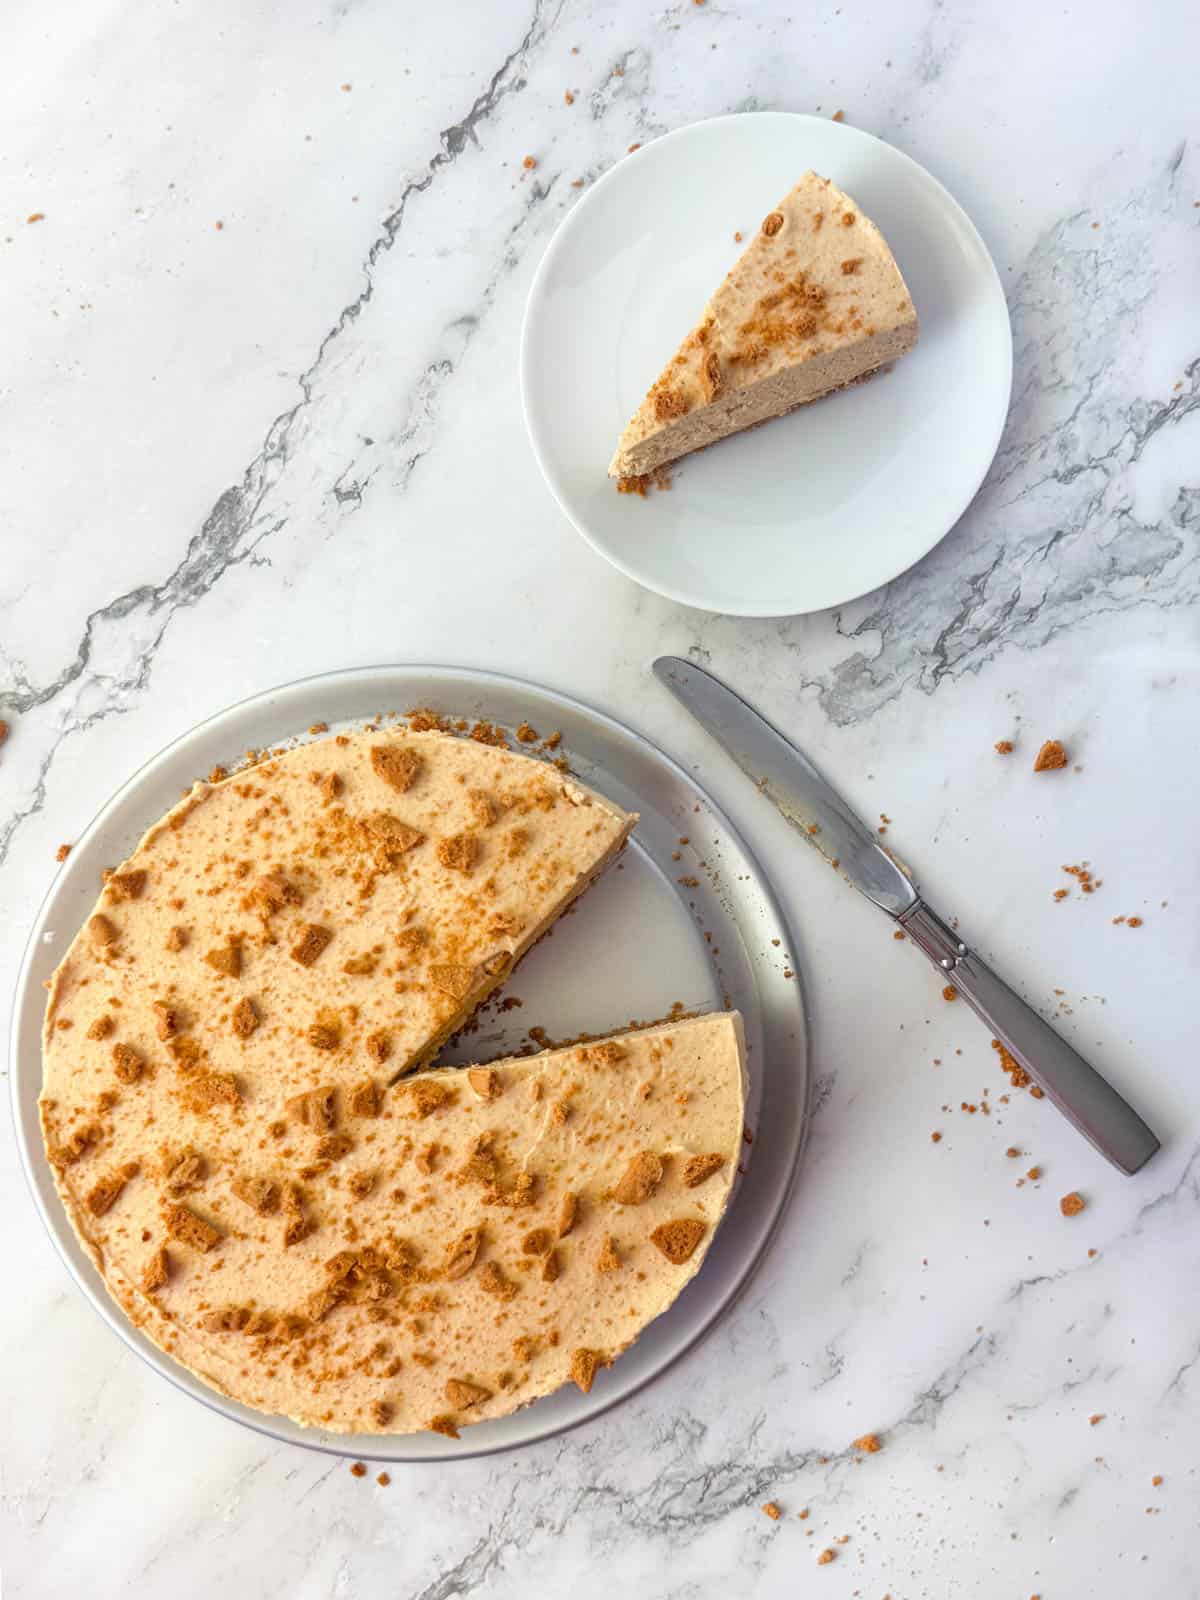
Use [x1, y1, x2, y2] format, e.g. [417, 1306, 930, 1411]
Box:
[653, 655, 1160, 1177]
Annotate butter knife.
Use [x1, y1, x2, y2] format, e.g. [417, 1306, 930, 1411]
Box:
[653, 655, 1160, 1176]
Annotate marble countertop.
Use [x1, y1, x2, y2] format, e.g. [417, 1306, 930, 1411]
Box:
[3, 1, 1198, 1595]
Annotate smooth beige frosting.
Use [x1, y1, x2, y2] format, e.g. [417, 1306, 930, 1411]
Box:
[610, 170, 919, 479]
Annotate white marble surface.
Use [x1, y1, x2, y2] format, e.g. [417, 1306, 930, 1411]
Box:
[3, 0, 1199, 1594]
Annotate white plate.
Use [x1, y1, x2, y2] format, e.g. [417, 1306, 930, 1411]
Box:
[11, 666, 809, 1462]
[521, 112, 1012, 617]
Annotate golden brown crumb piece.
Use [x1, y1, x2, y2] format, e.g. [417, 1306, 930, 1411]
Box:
[682, 1153, 724, 1188]
[930, 1131, 942, 1143]
[152, 999, 180, 1040]
[942, 985, 958, 1002]
[56, 842, 71, 863]
[141, 1245, 170, 1293]
[521, 1227, 554, 1256]
[1061, 1191, 1086, 1217]
[1034, 739, 1068, 772]
[47, 1122, 101, 1169]
[650, 1218, 706, 1264]
[582, 1040, 627, 1066]
[853, 1433, 882, 1453]
[162, 1201, 222, 1252]
[1006, 1146, 1021, 1158]
[85, 1163, 138, 1216]
[840, 257, 862, 274]
[761, 210, 784, 237]
[163, 1147, 206, 1195]
[596, 1234, 622, 1273]
[1127, 916, 1143, 928]
[569, 1347, 604, 1393]
[205, 940, 242, 978]
[231, 997, 259, 1038]
[480, 1261, 518, 1301]
[817, 1549, 836, 1565]
[445, 1378, 492, 1408]
[437, 832, 479, 874]
[350, 1461, 367, 1477]
[307, 1019, 341, 1052]
[994, 739, 1014, 755]
[1152, 1474, 1164, 1486]
[287, 1085, 337, 1131]
[165, 925, 188, 952]
[377, 1472, 391, 1486]
[231, 1175, 281, 1215]
[183, 1069, 242, 1112]
[841, 212, 855, 227]
[290, 923, 333, 966]
[522, 155, 537, 170]
[348, 1079, 381, 1118]
[1089, 1413, 1104, 1425]
[428, 1414, 460, 1438]
[429, 962, 478, 999]
[111, 1043, 145, 1084]
[614, 1151, 664, 1205]
[370, 1400, 393, 1428]
[249, 870, 302, 915]
[108, 869, 147, 901]
[406, 1078, 457, 1118]
[88, 913, 119, 949]
[541, 1249, 561, 1283]
[370, 743, 423, 793]
[86, 1014, 114, 1041]
[1027, 1166, 1042, 1181]
[443, 1227, 483, 1280]
[762, 1501, 782, 1519]
[348, 1170, 376, 1199]
[557, 1190, 578, 1238]
[467, 1066, 502, 1100]
[281, 1183, 313, 1246]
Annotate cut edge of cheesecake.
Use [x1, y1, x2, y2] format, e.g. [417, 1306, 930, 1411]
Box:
[609, 171, 919, 484]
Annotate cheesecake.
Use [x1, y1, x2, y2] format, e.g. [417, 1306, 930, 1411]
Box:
[39, 724, 747, 1433]
[609, 171, 918, 484]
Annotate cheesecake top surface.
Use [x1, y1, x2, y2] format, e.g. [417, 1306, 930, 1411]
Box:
[39, 725, 689, 1433]
[611, 171, 917, 471]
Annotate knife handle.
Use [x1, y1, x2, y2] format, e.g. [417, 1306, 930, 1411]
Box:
[899, 901, 1160, 1176]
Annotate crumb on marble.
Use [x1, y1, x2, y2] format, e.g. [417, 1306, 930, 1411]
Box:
[1034, 739, 1068, 772]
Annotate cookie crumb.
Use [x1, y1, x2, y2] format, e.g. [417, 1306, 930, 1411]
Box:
[852, 1432, 882, 1453]
[1089, 1413, 1105, 1425]
[762, 1501, 782, 1519]
[56, 843, 72, 862]
[349, 1462, 366, 1477]
[377, 1472, 391, 1486]
[942, 985, 957, 1002]
[1034, 739, 1068, 772]
[817, 1548, 836, 1565]
[1061, 1190, 1086, 1217]
[994, 739, 1013, 754]
[522, 154, 537, 171]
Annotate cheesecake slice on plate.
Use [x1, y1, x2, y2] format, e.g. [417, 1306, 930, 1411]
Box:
[609, 171, 919, 486]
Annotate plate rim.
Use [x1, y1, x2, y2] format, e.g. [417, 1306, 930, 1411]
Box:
[520, 109, 1014, 618]
[10, 662, 811, 1462]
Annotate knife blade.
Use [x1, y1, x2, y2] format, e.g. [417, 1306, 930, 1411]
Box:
[652, 655, 918, 916]
[653, 655, 1161, 1177]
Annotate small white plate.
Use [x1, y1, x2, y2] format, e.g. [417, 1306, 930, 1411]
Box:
[521, 112, 1012, 617]
[11, 666, 809, 1461]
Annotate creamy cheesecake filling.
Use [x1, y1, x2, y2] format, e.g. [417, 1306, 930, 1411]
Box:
[610, 171, 919, 481]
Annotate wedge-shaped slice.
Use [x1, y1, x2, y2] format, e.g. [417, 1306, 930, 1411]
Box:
[610, 170, 918, 483]
[52, 1012, 746, 1433]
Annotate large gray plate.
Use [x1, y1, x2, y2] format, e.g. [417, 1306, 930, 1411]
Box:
[11, 666, 809, 1461]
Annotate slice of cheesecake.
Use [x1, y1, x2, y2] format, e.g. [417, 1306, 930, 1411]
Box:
[609, 171, 918, 485]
